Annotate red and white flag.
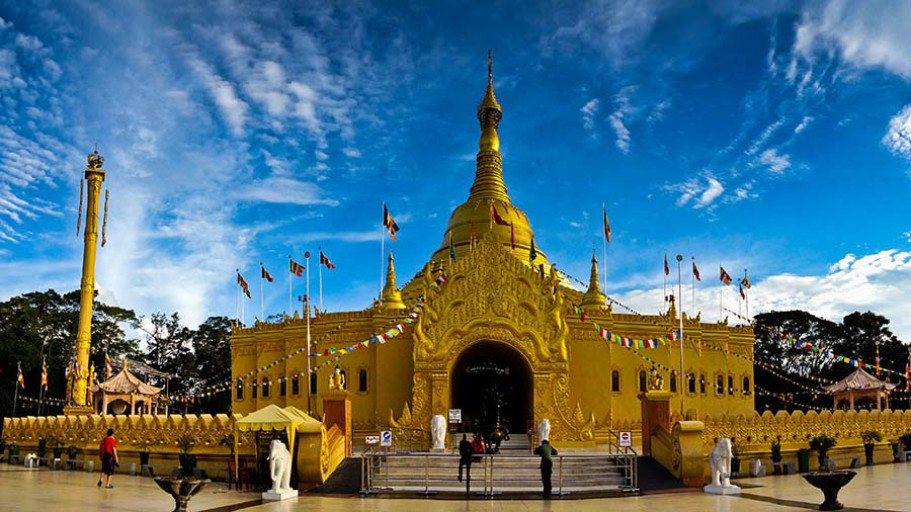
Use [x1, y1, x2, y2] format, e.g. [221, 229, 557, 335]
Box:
[261, 265, 275, 283]
[237, 272, 252, 298]
[720, 267, 733, 285]
[692, 261, 701, 281]
[319, 250, 336, 269]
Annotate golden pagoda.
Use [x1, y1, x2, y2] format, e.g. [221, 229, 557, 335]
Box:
[230, 53, 755, 445]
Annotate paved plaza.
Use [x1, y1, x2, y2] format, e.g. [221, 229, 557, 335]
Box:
[1, 461, 909, 512]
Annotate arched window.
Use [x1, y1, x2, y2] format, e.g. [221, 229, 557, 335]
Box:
[727, 375, 734, 395]
[310, 372, 318, 395]
[611, 370, 621, 392]
[716, 375, 724, 395]
[280, 378, 287, 397]
[687, 373, 696, 394]
[291, 375, 300, 395]
[670, 371, 678, 393]
[359, 369, 368, 393]
[262, 377, 270, 398]
[700, 374, 706, 394]
[235, 378, 244, 400]
[638, 370, 647, 392]
[742, 377, 751, 394]
[252, 380, 258, 399]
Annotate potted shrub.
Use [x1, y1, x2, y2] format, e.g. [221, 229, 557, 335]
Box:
[66, 445, 79, 460]
[8, 441, 19, 464]
[899, 432, 911, 452]
[177, 434, 197, 478]
[136, 440, 152, 467]
[809, 434, 837, 471]
[861, 430, 882, 466]
[770, 437, 783, 474]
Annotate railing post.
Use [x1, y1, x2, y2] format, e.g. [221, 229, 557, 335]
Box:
[424, 454, 429, 494]
[558, 455, 563, 496]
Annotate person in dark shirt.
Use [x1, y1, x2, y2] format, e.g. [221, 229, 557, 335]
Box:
[97, 428, 119, 489]
[458, 434, 472, 482]
[533, 439, 558, 499]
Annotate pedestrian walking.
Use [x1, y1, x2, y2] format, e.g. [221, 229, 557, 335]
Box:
[534, 439, 558, 499]
[97, 428, 119, 489]
[458, 434, 472, 482]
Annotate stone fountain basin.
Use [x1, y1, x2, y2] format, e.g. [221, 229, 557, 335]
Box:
[153, 476, 210, 512]
[802, 471, 856, 511]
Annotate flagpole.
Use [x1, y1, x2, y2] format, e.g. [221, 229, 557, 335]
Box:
[235, 269, 240, 326]
[305, 250, 312, 415]
[663, 253, 668, 308]
[691, 257, 696, 315]
[744, 269, 750, 321]
[288, 256, 293, 315]
[13, 361, 20, 418]
[602, 202, 608, 298]
[380, 203, 385, 295]
[260, 262, 264, 322]
[241, 277, 245, 327]
[38, 356, 45, 417]
[676, 255, 684, 415]
[318, 247, 323, 311]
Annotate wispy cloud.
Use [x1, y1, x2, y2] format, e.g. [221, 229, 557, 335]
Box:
[883, 104, 911, 161]
[609, 87, 636, 153]
[667, 174, 725, 210]
[580, 98, 599, 132]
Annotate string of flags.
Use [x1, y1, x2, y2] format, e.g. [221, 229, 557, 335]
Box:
[568, 300, 675, 349]
[16, 395, 67, 407]
[785, 334, 907, 378]
[755, 385, 829, 412]
[311, 307, 421, 359]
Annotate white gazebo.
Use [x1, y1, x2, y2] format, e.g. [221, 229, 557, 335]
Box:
[823, 367, 896, 411]
[88, 362, 163, 415]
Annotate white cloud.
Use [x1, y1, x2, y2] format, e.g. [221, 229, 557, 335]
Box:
[580, 98, 599, 131]
[609, 87, 636, 153]
[755, 148, 791, 174]
[184, 53, 250, 136]
[794, 115, 814, 134]
[883, 104, 911, 160]
[668, 174, 725, 209]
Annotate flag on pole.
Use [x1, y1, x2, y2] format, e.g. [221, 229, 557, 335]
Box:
[319, 250, 336, 269]
[741, 274, 751, 289]
[40, 362, 48, 391]
[383, 203, 400, 240]
[720, 267, 732, 285]
[290, 259, 304, 277]
[739, 283, 745, 299]
[105, 353, 113, 380]
[262, 265, 275, 282]
[529, 237, 538, 264]
[237, 272, 252, 298]
[905, 355, 910, 392]
[17, 363, 25, 389]
[603, 205, 611, 243]
[510, 221, 516, 251]
[449, 232, 456, 262]
[692, 261, 701, 281]
[664, 254, 669, 276]
[490, 203, 509, 226]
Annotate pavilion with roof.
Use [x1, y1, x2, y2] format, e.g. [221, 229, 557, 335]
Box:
[88, 361, 163, 415]
[824, 367, 896, 411]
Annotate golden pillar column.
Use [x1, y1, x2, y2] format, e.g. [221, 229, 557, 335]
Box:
[66, 149, 106, 415]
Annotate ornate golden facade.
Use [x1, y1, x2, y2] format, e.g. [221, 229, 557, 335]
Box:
[230, 55, 756, 445]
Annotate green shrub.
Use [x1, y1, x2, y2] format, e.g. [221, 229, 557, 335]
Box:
[809, 434, 837, 457]
[861, 430, 882, 445]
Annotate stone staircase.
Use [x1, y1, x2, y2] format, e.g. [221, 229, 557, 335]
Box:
[365, 452, 637, 496]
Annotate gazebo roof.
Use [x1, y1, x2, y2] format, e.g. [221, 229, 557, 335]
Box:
[88, 367, 162, 396]
[823, 367, 897, 393]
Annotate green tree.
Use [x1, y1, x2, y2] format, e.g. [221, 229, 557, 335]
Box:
[190, 316, 233, 414]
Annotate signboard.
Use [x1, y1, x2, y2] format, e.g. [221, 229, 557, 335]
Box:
[365, 436, 380, 445]
[618, 431, 632, 447]
[380, 430, 393, 447]
[448, 409, 462, 423]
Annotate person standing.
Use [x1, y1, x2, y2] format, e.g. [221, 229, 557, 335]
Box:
[97, 428, 119, 489]
[534, 439, 558, 499]
[458, 434, 472, 483]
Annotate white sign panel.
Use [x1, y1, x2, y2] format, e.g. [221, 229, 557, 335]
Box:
[619, 431, 632, 447]
[365, 436, 379, 445]
[380, 430, 393, 447]
[448, 409, 462, 423]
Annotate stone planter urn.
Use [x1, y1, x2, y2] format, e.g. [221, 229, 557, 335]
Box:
[153, 477, 210, 512]
[802, 471, 856, 511]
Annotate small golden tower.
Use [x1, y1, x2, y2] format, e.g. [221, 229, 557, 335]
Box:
[380, 251, 406, 310]
[581, 249, 607, 311]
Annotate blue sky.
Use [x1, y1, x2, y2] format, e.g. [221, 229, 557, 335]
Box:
[3, 1, 911, 339]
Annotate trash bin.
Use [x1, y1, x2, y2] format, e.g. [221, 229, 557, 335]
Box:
[798, 449, 810, 473]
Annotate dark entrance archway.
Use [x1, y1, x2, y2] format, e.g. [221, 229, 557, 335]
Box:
[450, 341, 533, 440]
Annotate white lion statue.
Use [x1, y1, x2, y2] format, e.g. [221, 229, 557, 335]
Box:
[267, 439, 292, 492]
[431, 414, 446, 450]
[537, 419, 551, 443]
[708, 438, 733, 487]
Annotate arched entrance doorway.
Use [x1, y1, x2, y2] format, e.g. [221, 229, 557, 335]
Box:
[450, 341, 533, 440]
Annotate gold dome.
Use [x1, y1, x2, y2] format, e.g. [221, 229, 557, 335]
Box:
[430, 52, 549, 269]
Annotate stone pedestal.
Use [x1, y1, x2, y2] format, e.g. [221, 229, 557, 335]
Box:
[704, 484, 741, 495]
[321, 391, 352, 456]
[262, 489, 299, 501]
[638, 390, 672, 456]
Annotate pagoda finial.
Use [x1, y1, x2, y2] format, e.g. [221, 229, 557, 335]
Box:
[469, 51, 508, 203]
[581, 248, 606, 310]
[380, 250, 406, 310]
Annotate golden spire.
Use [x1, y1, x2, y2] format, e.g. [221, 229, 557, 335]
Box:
[469, 49, 508, 203]
[380, 250, 406, 310]
[581, 248, 606, 310]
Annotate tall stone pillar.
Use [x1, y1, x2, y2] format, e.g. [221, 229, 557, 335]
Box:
[321, 391, 352, 456]
[66, 149, 106, 416]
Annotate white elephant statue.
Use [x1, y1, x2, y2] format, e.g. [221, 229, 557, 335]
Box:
[704, 438, 741, 495]
[267, 439, 292, 492]
[431, 414, 446, 450]
[537, 419, 551, 443]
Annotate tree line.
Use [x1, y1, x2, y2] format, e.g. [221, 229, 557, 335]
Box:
[0, 289, 232, 431]
[754, 310, 908, 412]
